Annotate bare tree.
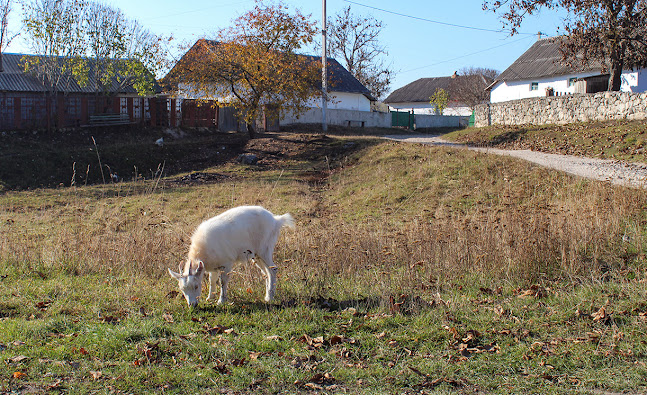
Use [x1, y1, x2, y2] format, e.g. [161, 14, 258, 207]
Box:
[327, 6, 393, 100]
[459, 66, 499, 81]
[23, 0, 169, 94]
[22, 0, 88, 130]
[21, 0, 170, 130]
[451, 67, 498, 110]
[85, 2, 169, 96]
[0, 0, 18, 72]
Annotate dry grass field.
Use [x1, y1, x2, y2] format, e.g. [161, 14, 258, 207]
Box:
[1, 128, 646, 393]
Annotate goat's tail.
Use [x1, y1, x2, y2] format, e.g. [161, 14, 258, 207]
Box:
[276, 213, 295, 230]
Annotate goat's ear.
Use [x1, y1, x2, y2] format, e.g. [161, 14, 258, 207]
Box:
[195, 260, 204, 276]
[168, 268, 182, 280]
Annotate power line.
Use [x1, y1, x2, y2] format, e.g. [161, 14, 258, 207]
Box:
[343, 0, 535, 36]
[398, 35, 535, 74]
[141, 0, 254, 22]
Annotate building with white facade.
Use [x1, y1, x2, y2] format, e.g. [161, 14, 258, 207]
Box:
[384, 73, 491, 116]
[165, 39, 374, 114]
[489, 37, 647, 103]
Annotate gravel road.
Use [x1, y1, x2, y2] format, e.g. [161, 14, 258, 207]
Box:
[385, 135, 647, 189]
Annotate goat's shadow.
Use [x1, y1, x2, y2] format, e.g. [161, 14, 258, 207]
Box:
[197, 294, 436, 316]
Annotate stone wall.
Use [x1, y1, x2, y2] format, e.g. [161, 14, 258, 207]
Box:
[475, 91, 647, 127]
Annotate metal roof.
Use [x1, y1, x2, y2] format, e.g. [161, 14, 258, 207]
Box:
[383, 74, 490, 103]
[495, 37, 604, 83]
[0, 53, 153, 94]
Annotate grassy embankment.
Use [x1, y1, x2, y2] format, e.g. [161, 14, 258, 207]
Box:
[1, 127, 647, 393]
[444, 119, 647, 163]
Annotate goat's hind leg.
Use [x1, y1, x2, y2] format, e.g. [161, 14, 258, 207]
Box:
[257, 253, 277, 302]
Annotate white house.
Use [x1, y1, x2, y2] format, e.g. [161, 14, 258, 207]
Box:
[165, 39, 374, 113]
[489, 37, 647, 103]
[384, 73, 491, 116]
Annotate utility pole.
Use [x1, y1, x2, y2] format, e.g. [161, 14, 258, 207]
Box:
[321, 0, 327, 132]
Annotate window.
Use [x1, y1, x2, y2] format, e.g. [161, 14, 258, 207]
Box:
[530, 82, 539, 91]
[568, 77, 577, 87]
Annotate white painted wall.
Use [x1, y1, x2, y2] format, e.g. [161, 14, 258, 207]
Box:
[280, 107, 465, 128]
[491, 68, 647, 103]
[281, 107, 389, 127]
[179, 83, 371, 112]
[306, 91, 371, 111]
[387, 102, 472, 116]
[622, 69, 647, 92]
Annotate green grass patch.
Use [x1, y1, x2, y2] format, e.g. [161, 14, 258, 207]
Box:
[444, 119, 647, 163]
[1, 131, 647, 393]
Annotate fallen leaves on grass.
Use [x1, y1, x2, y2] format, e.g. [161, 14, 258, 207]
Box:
[479, 287, 502, 296]
[35, 301, 51, 309]
[409, 367, 467, 389]
[446, 328, 500, 360]
[290, 354, 323, 370]
[516, 285, 549, 299]
[201, 324, 236, 336]
[388, 294, 437, 314]
[47, 379, 63, 390]
[294, 372, 337, 391]
[212, 357, 248, 374]
[136, 341, 161, 365]
[74, 347, 89, 355]
[7, 355, 29, 364]
[12, 371, 27, 379]
[591, 306, 612, 324]
[297, 333, 357, 350]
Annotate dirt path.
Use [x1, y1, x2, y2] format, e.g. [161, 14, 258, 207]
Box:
[385, 135, 647, 189]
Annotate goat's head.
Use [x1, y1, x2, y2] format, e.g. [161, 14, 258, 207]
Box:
[168, 260, 204, 308]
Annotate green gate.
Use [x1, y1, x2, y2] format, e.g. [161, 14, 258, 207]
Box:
[391, 110, 415, 129]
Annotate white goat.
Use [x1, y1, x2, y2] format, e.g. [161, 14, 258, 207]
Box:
[168, 206, 295, 307]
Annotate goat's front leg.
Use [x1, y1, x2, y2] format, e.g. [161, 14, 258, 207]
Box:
[218, 270, 230, 304]
[206, 271, 218, 302]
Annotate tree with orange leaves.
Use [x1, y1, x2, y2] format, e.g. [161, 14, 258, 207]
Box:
[168, 2, 320, 138]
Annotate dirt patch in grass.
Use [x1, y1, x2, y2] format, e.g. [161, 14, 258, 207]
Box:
[242, 133, 364, 167]
[0, 127, 374, 191]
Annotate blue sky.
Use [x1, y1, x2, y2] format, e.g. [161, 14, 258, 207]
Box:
[6, 0, 567, 95]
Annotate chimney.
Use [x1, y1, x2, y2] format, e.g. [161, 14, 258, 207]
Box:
[451, 71, 457, 79]
[537, 31, 543, 40]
